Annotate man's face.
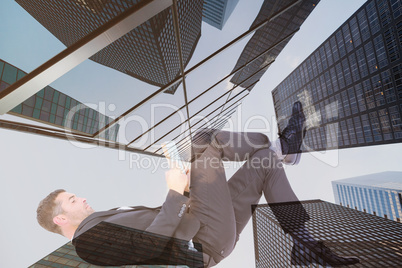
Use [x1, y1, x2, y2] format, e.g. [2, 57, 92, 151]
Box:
[55, 192, 95, 226]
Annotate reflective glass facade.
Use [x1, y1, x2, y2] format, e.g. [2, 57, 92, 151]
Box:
[202, 0, 239, 30]
[29, 242, 188, 268]
[332, 171, 402, 222]
[230, 0, 320, 91]
[16, 0, 203, 94]
[272, 0, 402, 153]
[29, 222, 203, 267]
[252, 200, 402, 267]
[73, 221, 203, 267]
[0, 59, 119, 141]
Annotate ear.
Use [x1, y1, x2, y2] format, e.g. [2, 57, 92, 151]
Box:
[53, 215, 67, 226]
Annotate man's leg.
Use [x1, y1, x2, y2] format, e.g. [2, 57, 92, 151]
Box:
[191, 129, 271, 162]
[227, 147, 300, 239]
[213, 132, 359, 266]
[192, 130, 300, 235]
[189, 134, 235, 262]
[189, 131, 288, 251]
[189, 130, 273, 262]
[190, 130, 359, 266]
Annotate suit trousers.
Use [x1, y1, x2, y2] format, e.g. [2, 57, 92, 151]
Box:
[189, 130, 299, 265]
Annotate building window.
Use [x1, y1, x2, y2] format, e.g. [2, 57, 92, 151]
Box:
[371, 74, 386, 107]
[348, 87, 359, 114]
[355, 83, 367, 112]
[320, 75, 328, 98]
[325, 71, 333, 95]
[335, 93, 344, 118]
[366, 0, 381, 34]
[343, 58, 353, 86]
[1, 63, 18, 85]
[361, 114, 374, 142]
[364, 41, 378, 74]
[307, 58, 314, 80]
[325, 41, 334, 66]
[320, 46, 328, 70]
[390, 0, 401, 18]
[363, 79, 375, 110]
[373, 34, 389, 69]
[349, 16, 362, 47]
[377, 0, 392, 27]
[356, 47, 369, 78]
[330, 36, 339, 63]
[347, 118, 357, 144]
[389, 105, 402, 138]
[349, 53, 360, 83]
[336, 30, 346, 59]
[316, 79, 323, 101]
[340, 120, 350, 145]
[357, 8, 371, 42]
[381, 69, 396, 103]
[316, 51, 323, 74]
[369, 111, 383, 142]
[392, 64, 402, 100]
[342, 23, 353, 53]
[342, 91, 351, 117]
[336, 63, 345, 89]
[378, 108, 393, 140]
[354, 116, 365, 144]
[384, 28, 400, 63]
[330, 67, 339, 92]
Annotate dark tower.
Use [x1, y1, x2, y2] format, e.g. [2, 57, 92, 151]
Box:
[272, 0, 402, 153]
[252, 200, 402, 267]
[230, 0, 320, 91]
[16, 0, 203, 94]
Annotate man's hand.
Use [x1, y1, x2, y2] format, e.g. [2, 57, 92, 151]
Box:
[165, 167, 189, 195]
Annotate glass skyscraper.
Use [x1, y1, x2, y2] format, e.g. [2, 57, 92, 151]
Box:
[202, 0, 239, 30]
[272, 0, 402, 153]
[29, 242, 185, 267]
[0, 59, 119, 141]
[332, 171, 402, 222]
[231, 0, 320, 92]
[252, 200, 402, 267]
[29, 221, 203, 267]
[16, 0, 204, 94]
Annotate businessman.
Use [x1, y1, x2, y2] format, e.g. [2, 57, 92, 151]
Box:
[37, 102, 359, 267]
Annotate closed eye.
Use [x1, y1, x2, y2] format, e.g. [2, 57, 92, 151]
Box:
[69, 195, 76, 203]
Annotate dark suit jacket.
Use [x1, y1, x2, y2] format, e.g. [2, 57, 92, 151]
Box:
[72, 190, 214, 267]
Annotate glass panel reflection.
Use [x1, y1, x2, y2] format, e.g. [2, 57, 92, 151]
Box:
[272, 0, 402, 153]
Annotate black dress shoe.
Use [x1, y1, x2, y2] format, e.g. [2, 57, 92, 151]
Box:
[291, 240, 360, 267]
[279, 101, 306, 165]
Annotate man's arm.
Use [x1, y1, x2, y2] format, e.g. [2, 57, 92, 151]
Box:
[73, 168, 199, 266]
[146, 167, 190, 237]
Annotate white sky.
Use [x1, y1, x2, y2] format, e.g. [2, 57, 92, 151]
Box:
[1, 0, 402, 267]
